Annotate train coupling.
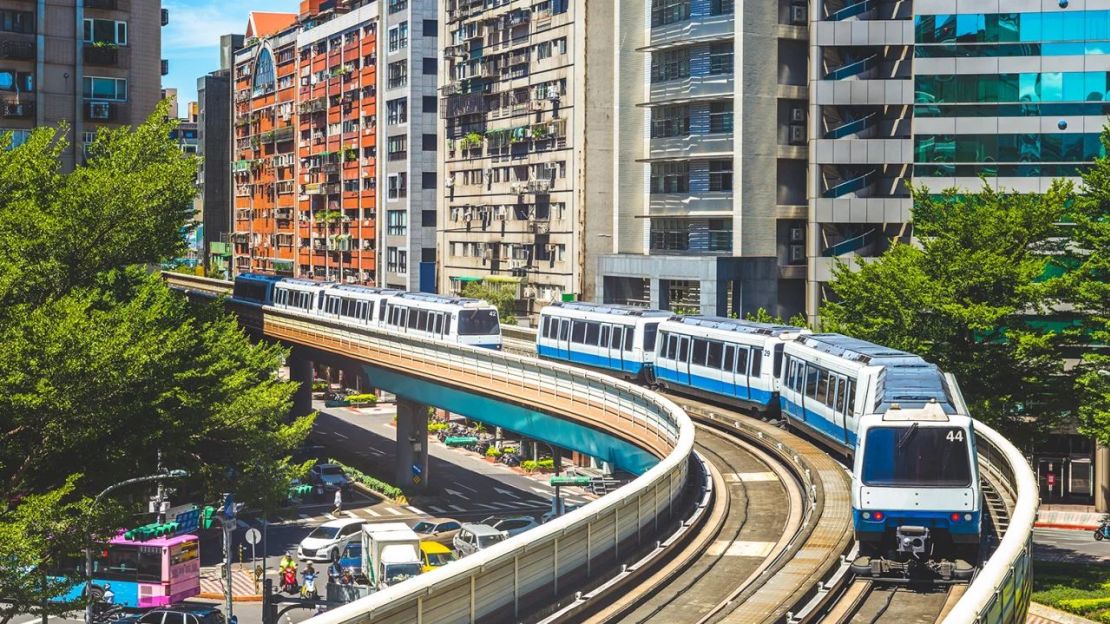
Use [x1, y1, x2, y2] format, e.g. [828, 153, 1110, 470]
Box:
[896, 525, 930, 556]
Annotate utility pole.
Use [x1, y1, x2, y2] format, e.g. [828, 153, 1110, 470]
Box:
[155, 450, 166, 524]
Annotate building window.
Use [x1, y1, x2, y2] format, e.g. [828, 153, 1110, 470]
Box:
[650, 218, 689, 251]
[424, 19, 438, 37]
[0, 10, 34, 34]
[388, 60, 408, 88]
[422, 134, 437, 151]
[536, 41, 552, 60]
[83, 76, 127, 101]
[388, 172, 408, 199]
[709, 159, 733, 191]
[651, 105, 690, 138]
[83, 19, 127, 45]
[387, 98, 407, 125]
[1, 128, 31, 149]
[651, 48, 690, 83]
[709, 102, 733, 133]
[387, 135, 407, 161]
[251, 48, 275, 96]
[421, 210, 436, 226]
[710, 0, 735, 15]
[651, 0, 690, 27]
[708, 218, 732, 251]
[650, 162, 689, 193]
[388, 0, 408, 13]
[387, 210, 408, 236]
[709, 43, 733, 75]
[0, 71, 33, 92]
[388, 22, 409, 53]
[422, 172, 437, 190]
[423, 57, 437, 75]
[422, 96, 437, 113]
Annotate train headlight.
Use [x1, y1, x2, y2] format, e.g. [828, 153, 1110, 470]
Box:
[862, 512, 870, 520]
[964, 513, 973, 521]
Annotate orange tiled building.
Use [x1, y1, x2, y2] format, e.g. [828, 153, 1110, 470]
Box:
[231, 2, 380, 283]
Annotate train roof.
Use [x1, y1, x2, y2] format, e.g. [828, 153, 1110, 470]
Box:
[667, 315, 804, 337]
[329, 284, 404, 296]
[274, 278, 334, 288]
[237, 272, 285, 283]
[543, 302, 672, 318]
[797, 334, 957, 414]
[394, 292, 490, 307]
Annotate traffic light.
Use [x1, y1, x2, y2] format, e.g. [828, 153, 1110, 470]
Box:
[201, 505, 215, 529]
[444, 436, 478, 447]
[124, 523, 160, 542]
[549, 476, 591, 487]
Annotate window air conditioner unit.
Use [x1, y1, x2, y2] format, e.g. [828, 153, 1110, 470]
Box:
[788, 124, 806, 146]
[790, 107, 805, 123]
[790, 4, 808, 25]
[790, 226, 805, 242]
[88, 100, 111, 120]
[790, 244, 805, 262]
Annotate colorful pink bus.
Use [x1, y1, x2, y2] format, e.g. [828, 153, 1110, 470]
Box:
[55, 533, 201, 608]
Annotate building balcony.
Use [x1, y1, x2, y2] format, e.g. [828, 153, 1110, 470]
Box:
[648, 133, 734, 159]
[648, 192, 733, 216]
[647, 74, 733, 106]
[646, 12, 734, 51]
[84, 100, 127, 123]
[0, 37, 35, 61]
[83, 44, 121, 67]
[0, 98, 32, 120]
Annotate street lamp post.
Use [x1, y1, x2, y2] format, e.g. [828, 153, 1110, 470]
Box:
[84, 469, 188, 624]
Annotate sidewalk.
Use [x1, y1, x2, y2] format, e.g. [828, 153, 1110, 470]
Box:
[1028, 602, 1099, 624]
[1036, 504, 1106, 531]
[198, 566, 263, 601]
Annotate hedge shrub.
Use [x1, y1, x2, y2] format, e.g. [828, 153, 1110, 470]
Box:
[428, 422, 448, 433]
[328, 458, 407, 503]
[346, 393, 377, 405]
[485, 446, 502, 458]
[521, 458, 554, 473]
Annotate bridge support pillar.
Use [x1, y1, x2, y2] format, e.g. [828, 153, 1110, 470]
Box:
[289, 347, 314, 418]
[395, 398, 429, 491]
[1097, 442, 1109, 513]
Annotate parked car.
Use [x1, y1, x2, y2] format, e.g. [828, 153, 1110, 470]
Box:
[453, 523, 508, 556]
[410, 517, 462, 546]
[134, 605, 225, 624]
[542, 504, 582, 523]
[420, 541, 457, 573]
[478, 515, 539, 537]
[308, 463, 350, 492]
[298, 518, 365, 562]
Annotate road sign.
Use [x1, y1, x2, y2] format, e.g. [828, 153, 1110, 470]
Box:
[412, 464, 422, 475]
[412, 475, 422, 485]
[550, 476, 591, 487]
[222, 493, 236, 520]
[244, 528, 262, 545]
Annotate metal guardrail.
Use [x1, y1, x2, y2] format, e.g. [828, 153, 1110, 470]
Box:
[162, 273, 696, 624]
[943, 420, 1036, 624]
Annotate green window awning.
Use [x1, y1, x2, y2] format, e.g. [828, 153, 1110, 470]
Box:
[450, 276, 483, 282]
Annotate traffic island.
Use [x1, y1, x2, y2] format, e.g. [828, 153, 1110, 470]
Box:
[198, 566, 264, 601]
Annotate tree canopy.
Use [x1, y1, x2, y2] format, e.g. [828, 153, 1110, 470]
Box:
[0, 104, 312, 619]
[820, 180, 1076, 442]
[462, 281, 518, 324]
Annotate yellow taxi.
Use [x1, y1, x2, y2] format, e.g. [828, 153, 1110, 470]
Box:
[420, 540, 457, 573]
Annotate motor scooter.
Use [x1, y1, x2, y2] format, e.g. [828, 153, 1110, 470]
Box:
[1095, 520, 1110, 541]
[300, 569, 319, 599]
[280, 568, 299, 594]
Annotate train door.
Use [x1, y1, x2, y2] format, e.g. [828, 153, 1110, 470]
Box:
[600, 325, 612, 370]
[734, 345, 750, 401]
[676, 335, 691, 385]
[722, 344, 738, 398]
[557, 318, 571, 359]
[831, 375, 847, 445]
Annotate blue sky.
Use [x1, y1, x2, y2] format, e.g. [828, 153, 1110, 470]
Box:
[162, 0, 298, 110]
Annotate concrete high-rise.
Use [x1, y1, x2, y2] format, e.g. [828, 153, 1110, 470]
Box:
[600, 0, 809, 318]
[437, 0, 615, 312]
[0, 0, 167, 168]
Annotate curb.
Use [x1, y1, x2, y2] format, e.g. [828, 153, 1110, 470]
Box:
[1029, 602, 1100, 624]
[1035, 522, 1101, 531]
[196, 592, 264, 603]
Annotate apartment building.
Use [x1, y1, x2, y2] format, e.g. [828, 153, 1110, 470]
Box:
[438, 0, 615, 311]
[0, 0, 166, 168]
[597, 0, 809, 318]
[195, 34, 243, 279]
[231, 0, 439, 288]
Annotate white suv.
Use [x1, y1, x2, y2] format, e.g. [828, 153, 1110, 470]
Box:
[298, 518, 365, 562]
[452, 523, 508, 557]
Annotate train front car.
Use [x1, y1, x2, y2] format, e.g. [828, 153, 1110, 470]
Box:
[384, 292, 503, 349]
[231, 272, 285, 306]
[850, 372, 981, 581]
[535, 302, 671, 381]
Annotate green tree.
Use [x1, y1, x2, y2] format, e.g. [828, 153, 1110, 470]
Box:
[1070, 129, 1110, 445]
[744, 307, 811, 329]
[462, 281, 518, 324]
[820, 180, 1076, 441]
[0, 104, 313, 608]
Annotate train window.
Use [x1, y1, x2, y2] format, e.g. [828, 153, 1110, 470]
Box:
[692, 339, 708, 366]
[805, 366, 819, 397]
[773, 345, 784, 377]
[571, 321, 586, 344]
[751, 349, 762, 377]
[380, 303, 389, 321]
[707, 341, 723, 369]
[366, 302, 375, 321]
[541, 317, 552, 338]
[408, 309, 420, 329]
[847, 380, 856, 413]
[624, 328, 634, 351]
[317, 291, 327, 309]
[862, 427, 971, 487]
[585, 322, 600, 345]
[723, 345, 735, 371]
[676, 337, 688, 362]
[643, 323, 659, 352]
[458, 309, 499, 335]
[419, 310, 429, 331]
[559, 320, 570, 340]
[736, 347, 748, 375]
[815, 370, 830, 404]
[838, 377, 848, 414]
[600, 325, 610, 348]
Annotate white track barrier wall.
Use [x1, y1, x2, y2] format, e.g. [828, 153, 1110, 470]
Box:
[944, 421, 1037, 624]
[162, 273, 696, 624]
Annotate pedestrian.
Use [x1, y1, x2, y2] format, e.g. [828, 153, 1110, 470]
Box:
[333, 488, 343, 514]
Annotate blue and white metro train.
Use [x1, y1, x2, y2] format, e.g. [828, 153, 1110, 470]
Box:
[535, 307, 981, 573]
[230, 273, 503, 349]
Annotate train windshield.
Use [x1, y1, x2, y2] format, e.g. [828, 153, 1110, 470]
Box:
[458, 309, 500, 335]
[861, 426, 972, 487]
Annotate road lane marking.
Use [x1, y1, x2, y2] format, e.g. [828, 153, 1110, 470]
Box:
[406, 506, 426, 515]
[530, 487, 553, 495]
[427, 505, 446, 513]
[342, 511, 358, 518]
[385, 507, 403, 516]
[362, 508, 381, 517]
[459, 484, 479, 493]
[448, 504, 466, 512]
[324, 513, 338, 520]
[474, 503, 497, 510]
